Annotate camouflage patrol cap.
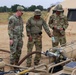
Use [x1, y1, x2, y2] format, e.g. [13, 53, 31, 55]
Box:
[17, 6, 24, 11]
[34, 9, 41, 15]
[53, 4, 64, 12]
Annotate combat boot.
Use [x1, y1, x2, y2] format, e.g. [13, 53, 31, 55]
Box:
[26, 63, 31, 67]
[34, 60, 40, 66]
[34, 62, 39, 66]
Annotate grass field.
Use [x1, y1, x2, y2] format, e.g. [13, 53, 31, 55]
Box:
[0, 11, 49, 24]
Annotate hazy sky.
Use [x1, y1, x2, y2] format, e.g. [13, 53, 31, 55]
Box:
[0, 0, 64, 8]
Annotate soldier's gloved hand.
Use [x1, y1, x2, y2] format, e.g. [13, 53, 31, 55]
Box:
[10, 40, 13, 45]
[28, 35, 33, 42]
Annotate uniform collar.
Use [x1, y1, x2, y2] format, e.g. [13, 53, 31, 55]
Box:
[14, 14, 21, 19]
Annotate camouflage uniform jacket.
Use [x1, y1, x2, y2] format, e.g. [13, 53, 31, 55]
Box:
[49, 13, 69, 35]
[8, 14, 24, 39]
[26, 16, 51, 36]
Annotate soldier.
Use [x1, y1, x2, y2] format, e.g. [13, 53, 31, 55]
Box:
[8, 6, 24, 65]
[48, 4, 69, 47]
[26, 9, 51, 67]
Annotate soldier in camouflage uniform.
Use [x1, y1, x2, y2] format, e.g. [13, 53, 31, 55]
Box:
[8, 6, 24, 65]
[48, 4, 69, 47]
[26, 9, 51, 67]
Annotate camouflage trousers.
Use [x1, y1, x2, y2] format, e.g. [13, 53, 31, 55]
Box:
[52, 35, 66, 47]
[26, 35, 42, 66]
[10, 35, 23, 65]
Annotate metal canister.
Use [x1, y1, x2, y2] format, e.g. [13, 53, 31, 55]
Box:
[52, 36, 55, 43]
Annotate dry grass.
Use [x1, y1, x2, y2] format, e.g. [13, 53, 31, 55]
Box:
[0, 12, 9, 24]
[0, 11, 48, 24]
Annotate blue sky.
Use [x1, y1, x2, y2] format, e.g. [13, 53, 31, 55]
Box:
[0, 0, 64, 8]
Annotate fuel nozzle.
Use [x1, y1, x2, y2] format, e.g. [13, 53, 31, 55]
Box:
[45, 50, 59, 57]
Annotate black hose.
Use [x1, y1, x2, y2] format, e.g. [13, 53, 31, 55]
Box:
[0, 49, 10, 53]
[18, 51, 41, 65]
[0, 49, 41, 66]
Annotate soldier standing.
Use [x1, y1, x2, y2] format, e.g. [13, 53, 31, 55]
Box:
[26, 9, 51, 67]
[48, 4, 69, 47]
[8, 6, 24, 65]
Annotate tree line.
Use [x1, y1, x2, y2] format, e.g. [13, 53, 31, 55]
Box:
[0, 4, 47, 12]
